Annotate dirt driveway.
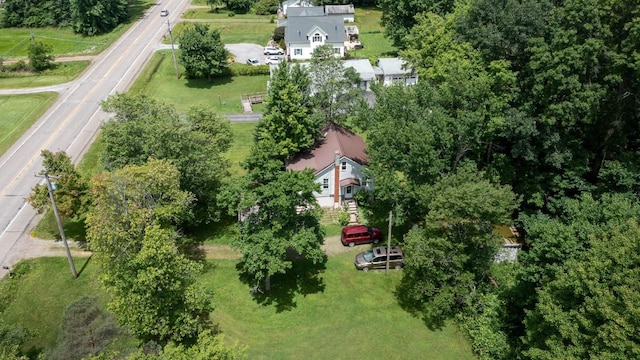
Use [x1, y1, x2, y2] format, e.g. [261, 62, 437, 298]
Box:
[202, 235, 356, 260]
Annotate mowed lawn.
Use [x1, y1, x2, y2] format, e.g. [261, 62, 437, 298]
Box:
[2, 255, 474, 359]
[0, 61, 90, 89]
[177, 13, 276, 45]
[204, 252, 474, 359]
[350, 7, 397, 59]
[0, 93, 58, 155]
[0, 27, 123, 58]
[129, 50, 269, 114]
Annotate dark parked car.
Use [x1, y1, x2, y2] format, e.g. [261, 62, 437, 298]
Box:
[354, 246, 404, 271]
[341, 225, 382, 247]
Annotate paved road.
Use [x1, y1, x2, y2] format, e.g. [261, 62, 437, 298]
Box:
[0, 1, 197, 278]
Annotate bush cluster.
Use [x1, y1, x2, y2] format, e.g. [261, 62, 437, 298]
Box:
[225, 64, 270, 76]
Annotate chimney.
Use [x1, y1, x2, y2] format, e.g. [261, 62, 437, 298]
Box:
[334, 150, 340, 206]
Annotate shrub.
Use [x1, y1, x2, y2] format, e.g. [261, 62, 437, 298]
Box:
[8, 60, 29, 72]
[48, 296, 119, 360]
[338, 210, 350, 226]
[273, 26, 285, 42]
[229, 65, 270, 76]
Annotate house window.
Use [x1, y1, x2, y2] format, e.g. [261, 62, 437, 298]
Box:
[294, 48, 302, 56]
[333, 47, 340, 54]
[322, 179, 329, 189]
[341, 161, 347, 171]
[313, 33, 322, 42]
[346, 186, 352, 194]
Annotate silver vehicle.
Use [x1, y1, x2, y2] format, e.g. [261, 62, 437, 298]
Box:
[354, 246, 404, 271]
[160, 9, 169, 17]
[246, 58, 260, 66]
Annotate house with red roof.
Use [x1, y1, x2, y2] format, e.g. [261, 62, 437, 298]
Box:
[286, 122, 371, 208]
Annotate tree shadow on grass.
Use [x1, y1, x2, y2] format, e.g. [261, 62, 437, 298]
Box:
[394, 273, 447, 331]
[236, 254, 327, 313]
[184, 75, 233, 90]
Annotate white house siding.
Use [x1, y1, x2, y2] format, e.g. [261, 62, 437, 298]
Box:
[312, 157, 369, 205]
[289, 43, 344, 60]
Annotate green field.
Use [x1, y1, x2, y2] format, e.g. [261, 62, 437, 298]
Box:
[0, 61, 90, 89]
[0, 92, 58, 155]
[1, 254, 474, 359]
[348, 7, 397, 59]
[1, 27, 123, 58]
[175, 16, 276, 46]
[130, 51, 269, 114]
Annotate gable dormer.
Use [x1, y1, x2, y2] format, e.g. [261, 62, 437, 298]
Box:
[307, 26, 328, 44]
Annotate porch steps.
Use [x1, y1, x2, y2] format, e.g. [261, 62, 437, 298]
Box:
[345, 199, 359, 225]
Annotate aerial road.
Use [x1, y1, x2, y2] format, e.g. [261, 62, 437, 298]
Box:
[0, 0, 191, 277]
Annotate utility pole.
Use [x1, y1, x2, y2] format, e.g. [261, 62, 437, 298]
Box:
[41, 172, 78, 279]
[167, 18, 180, 79]
[385, 210, 392, 275]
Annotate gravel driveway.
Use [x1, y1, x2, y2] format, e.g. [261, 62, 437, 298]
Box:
[226, 43, 266, 65]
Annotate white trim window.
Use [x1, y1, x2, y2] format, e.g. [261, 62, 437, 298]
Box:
[294, 48, 302, 56]
[323, 178, 329, 189]
[313, 33, 323, 42]
[341, 161, 347, 171]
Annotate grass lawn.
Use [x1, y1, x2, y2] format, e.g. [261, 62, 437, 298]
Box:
[1, 254, 474, 359]
[1, 26, 124, 59]
[0, 0, 153, 58]
[348, 7, 397, 60]
[0, 61, 90, 89]
[204, 252, 475, 359]
[129, 51, 269, 114]
[0, 258, 104, 353]
[227, 122, 256, 172]
[175, 15, 275, 45]
[0, 92, 58, 155]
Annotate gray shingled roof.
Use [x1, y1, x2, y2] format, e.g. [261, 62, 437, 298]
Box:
[286, 122, 368, 173]
[285, 16, 345, 44]
[377, 58, 411, 75]
[325, 4, 354, 14]
[343, 59, 375, 81]
[287, 6, 325, 17]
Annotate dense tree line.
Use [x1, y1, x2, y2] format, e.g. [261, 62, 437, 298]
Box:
[1, 0, 129, 35]
[370, 0, 640, 358]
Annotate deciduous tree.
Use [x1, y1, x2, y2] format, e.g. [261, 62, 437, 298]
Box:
[233, 169, 325, 291]
[309, 45, 364, 126]
[100, 93, 232, 225]
[27, 150, 88, 221]
[398, 163, 519, 327]
[70, 0, 128, 35]
[87, 160, 211, 345]
[379, 0, 455, 48]
[253, 62, 318, 159]
[27, 41, 54, 72]
[521, 194, 640, 359]
[179, 23, 229, 81]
